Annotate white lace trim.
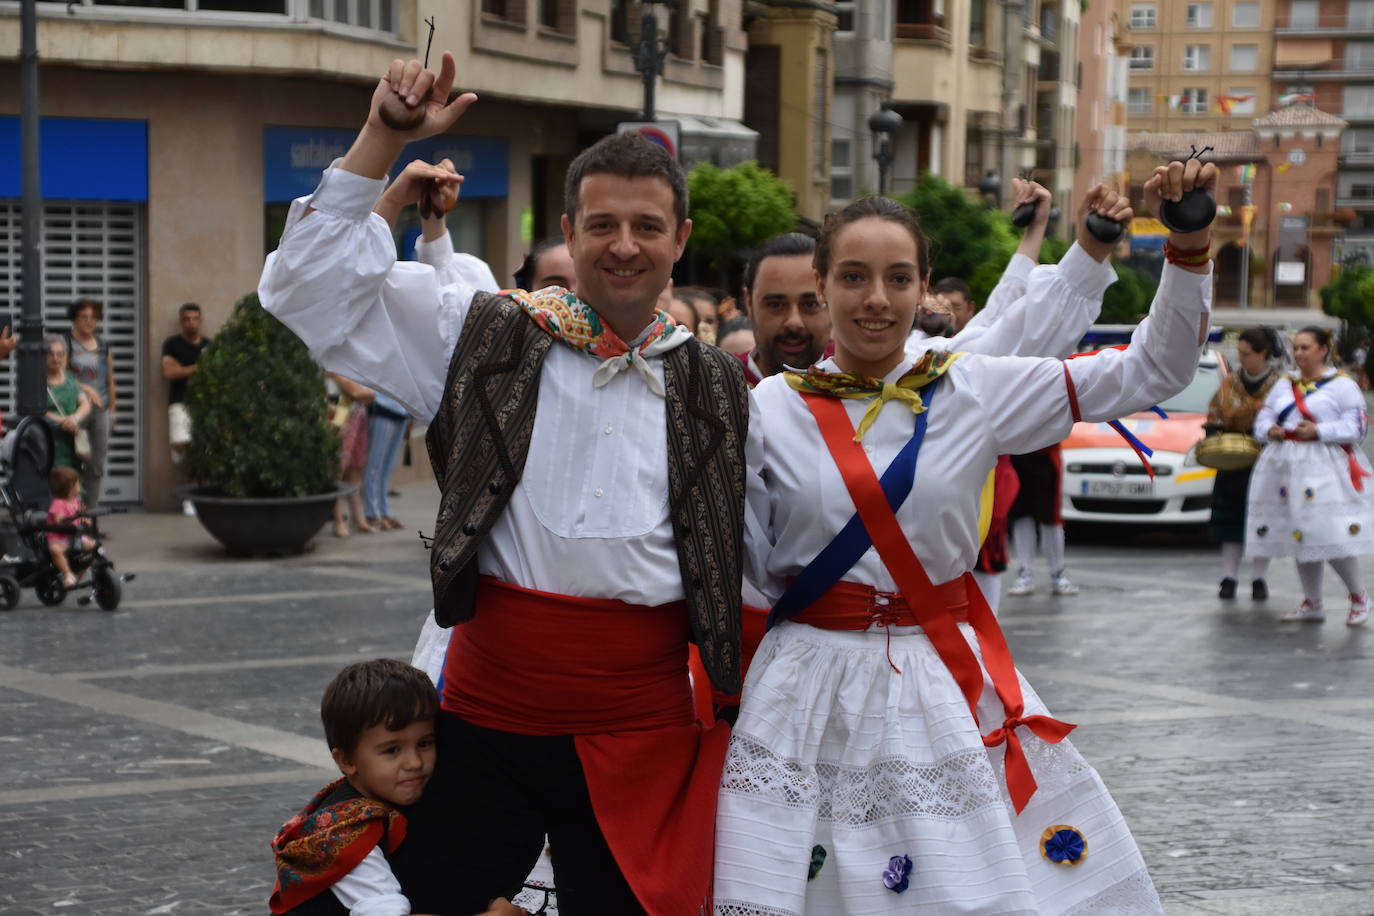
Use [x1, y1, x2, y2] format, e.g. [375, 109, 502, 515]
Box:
[1060, 866, 1162, 915]
[721, 733, 1004, 825]
[714, 902, 799, 916]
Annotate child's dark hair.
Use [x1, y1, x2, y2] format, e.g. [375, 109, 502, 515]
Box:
[49, 467, 80, 499]
[321, 659, 438, 753]
[814, 196, 930, 281]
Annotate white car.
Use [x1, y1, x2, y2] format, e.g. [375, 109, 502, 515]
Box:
[1061, 349, 1228, 526]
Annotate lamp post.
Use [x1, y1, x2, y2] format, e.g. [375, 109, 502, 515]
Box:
[868, 107, 903, 196]
[634, 1, 677, 122]
[18, 0, 45, 418]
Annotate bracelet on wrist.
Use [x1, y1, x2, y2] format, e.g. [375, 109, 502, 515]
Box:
[1164, 240, 1211, 266]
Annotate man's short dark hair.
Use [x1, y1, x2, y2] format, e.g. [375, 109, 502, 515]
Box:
[68, 298, 102, 322]
[564, 132, 689, 226]
[514, 236, 568, 290]
[743, 232, 817, 293]
[178, 302, 202, 317]
[931, 277, 973, 301]
[320, 659, 438, 753]
[718, 316, 753, 338]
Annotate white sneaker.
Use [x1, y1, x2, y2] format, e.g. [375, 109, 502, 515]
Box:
[1006, 571, 1035, 597]
[182, 499, 196, 517]
[1051, 572, 1079, 596]
[1349, 593, 1370, 627]
[1281, 599, 1325, 623]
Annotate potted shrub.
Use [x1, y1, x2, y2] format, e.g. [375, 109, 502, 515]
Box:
[180, 292, 348, 555]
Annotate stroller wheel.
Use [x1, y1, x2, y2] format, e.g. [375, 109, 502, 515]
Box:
[36, 574, 67, 607]
[0, 575, 19, 611]
[94, 566, 122, 612]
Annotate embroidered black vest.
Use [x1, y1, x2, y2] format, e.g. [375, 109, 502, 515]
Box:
[425, 292, 748, 694]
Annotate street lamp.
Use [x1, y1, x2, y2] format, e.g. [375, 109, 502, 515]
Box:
[633, 1, 677, 122]
[978, 170, 1001, 207]
[868, 107, 903, 196]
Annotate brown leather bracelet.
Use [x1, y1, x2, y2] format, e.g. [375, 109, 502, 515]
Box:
[1164, 240, 1211, 265]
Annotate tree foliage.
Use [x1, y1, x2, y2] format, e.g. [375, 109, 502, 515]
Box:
[1101, 263, 1158, 324]
[686, 161, 797, 275]
[1320, 263, 1374, 327]
[900, 173, 1018, 305]
[184, 293, 339, 498]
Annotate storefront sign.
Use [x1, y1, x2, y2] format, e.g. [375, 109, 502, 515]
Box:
[0, 117, 148, 201]
[263, 127, 509, 202]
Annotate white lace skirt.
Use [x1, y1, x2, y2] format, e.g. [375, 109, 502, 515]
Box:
[714, 621, 1161, 916]
[1245, 441, 1374, 561]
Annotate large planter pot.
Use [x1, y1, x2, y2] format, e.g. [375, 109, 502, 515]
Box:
[178, 483, 356, 556]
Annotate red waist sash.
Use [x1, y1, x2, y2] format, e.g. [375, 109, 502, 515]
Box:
[441, 577, 728, 916]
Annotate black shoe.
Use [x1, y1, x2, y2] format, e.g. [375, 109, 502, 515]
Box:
[1219, 577, 1238, 599]
[1252, 579, 1269, 601]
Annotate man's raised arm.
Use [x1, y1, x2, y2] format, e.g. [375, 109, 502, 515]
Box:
[257, 53, 478, 422]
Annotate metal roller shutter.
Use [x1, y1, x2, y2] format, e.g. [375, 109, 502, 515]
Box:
[0, 201, 145, 504]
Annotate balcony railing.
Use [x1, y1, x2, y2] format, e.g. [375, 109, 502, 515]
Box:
[1273, 58, 1374, 79]
[30, 0, 400, 37]
[1341, 150, 1374, 164]
[1276, 13, 1374, 33]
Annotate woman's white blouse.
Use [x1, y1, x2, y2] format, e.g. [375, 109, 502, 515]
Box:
[1254, 372, 1368, 445]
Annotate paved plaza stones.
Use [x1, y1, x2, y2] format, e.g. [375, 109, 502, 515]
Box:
[0, 486, 1371, 915]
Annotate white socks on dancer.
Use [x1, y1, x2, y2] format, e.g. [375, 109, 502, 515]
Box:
[1298, 557, 1366, 604]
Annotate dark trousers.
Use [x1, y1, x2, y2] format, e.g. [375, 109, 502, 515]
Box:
[395, 712, 646, 916]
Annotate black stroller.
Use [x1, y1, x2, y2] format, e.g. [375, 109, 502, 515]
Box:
[0, 416, 131, 611]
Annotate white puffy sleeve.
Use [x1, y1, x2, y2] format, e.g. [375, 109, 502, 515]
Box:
[964, 252, 1035, 330]
[328, 846, 410, 916]
[965, 261, 1214, 455]
[413, 230, 501, 296]
[258, 165, 480, 423]
[949, 244, 1114, 359]
[1317, 377, 1369, 444]
[742, 386, 781, 603]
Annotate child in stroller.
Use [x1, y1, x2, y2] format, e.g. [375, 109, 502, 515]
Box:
[0, 415, 130, 611]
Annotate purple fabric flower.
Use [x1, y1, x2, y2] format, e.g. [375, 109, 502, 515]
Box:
[882, 853, 912, 892]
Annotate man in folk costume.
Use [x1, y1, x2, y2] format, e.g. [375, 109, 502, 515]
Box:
[260, 54, 747, 914]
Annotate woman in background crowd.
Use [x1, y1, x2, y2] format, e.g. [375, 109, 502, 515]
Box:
[45, 335, 91, 472]
[1247, 327, 1372, 625]
[1205, 326, 1281, 600]
[327, 372, 375, 537]
[66, 299, 117, 509]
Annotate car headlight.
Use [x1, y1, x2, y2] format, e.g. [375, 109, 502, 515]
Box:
[1182, 445, 1200, 467]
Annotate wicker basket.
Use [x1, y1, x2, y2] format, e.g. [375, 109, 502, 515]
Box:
[1195, 432, 1261, 471]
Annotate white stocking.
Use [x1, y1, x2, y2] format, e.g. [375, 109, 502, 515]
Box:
[1011, 516, 1037, 574]
[1329, 556, 1366, 597]
[1220, 542, 1242, 580]
[1041, 522, 1066, 575]
[1251, 555, 1271, 581]
[1297, 560, 1324, 604]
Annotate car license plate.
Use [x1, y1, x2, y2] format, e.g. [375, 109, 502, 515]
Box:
[1082, 479, 1153, 498]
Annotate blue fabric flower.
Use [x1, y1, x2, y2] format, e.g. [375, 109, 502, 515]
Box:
[807, 845, 826, 881]
[1257, 525, 1269, 537]
[1040, 826, 1087, 865]
[882, 853, 912, 892]
[1304, 487, 1315, 500]
[1280, 486, 1289, 498]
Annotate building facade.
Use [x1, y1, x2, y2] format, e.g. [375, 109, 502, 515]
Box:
[1121, 0, 1274, 132]
[1074, 0, 1130, 218]
[0, 0, 748, 509]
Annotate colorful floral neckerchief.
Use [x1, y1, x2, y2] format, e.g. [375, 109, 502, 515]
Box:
[784, 349, 963, 441]
[502, 286, 691, 397]
[268, 777, 405, 914]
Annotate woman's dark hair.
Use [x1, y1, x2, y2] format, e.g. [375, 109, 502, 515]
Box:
[564, 132, 689, 226]
[514, 236, 569, 290]
[49, 466, 80, 499]
[814, 196, 930, 281]
[1237, 326, 1278, 357]
[743, 232, 817, 293]
[321, 658, 438, 754]
[1295, 325, 1332, 350]
[67, 298, 102, 322]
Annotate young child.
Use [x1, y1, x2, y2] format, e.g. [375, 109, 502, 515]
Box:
[269, 659, 528, 916]
[46, 467, 93, 588]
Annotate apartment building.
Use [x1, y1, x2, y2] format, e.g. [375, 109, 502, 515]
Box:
[1074, 0, 1130, 217]
[1272, 0, 1374, 261]
[829, 0, 1079, 236]
[1122, 0, 1273, 132]
[0, 0, 748, 508]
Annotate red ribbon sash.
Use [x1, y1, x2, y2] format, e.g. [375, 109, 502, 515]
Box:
[802, 392, 1074, 813]
[1291, 381, 1370, 492]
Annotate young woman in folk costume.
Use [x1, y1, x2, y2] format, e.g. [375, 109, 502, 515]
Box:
[1204, 326, 1283, 600]
[1246, 326, 1372, 625]
[718, 158, 1218, 915]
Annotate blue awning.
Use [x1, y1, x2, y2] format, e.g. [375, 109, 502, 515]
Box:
[0, 117, 148, 201]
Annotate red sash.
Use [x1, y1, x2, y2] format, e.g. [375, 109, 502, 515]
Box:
[802, 392, 1074, 813]
[441, 577, 729, 915]
[1286, 380, 1370, 492]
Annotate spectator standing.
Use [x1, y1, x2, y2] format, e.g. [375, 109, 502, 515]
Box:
[673, 286, 719, 344]
[715, 317, 755, 356]
[931, 276, 978, 333]
[162, 303, 210, 515]
[327, 373, 375, 538]
[44, 335, 90, 472]
[513, 237, 576, 293]
[363, 390, 410, 530]
[65, 299, 116, 509]
[739, 232, 830, 384]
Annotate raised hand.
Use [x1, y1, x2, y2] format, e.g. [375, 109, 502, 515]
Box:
[1143, 159, 1218, 229]
[1076, 185, 1133, 262]
[1009, 178, 1052, 230]
[370, 52, 477, 142]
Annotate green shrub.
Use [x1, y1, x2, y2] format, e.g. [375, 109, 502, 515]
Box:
[183, 293, 339, 498]
[900, 173, 1018, 304]
[687, 161, 797, 279]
